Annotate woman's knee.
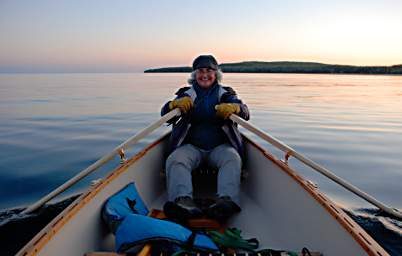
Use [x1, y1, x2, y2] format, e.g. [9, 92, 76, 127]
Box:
[228, 148, 241, 162]
[217, 147, 242, 168]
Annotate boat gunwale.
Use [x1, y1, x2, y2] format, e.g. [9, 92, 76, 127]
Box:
[243, 135, 388, 256]
[18, 133, 389, 256]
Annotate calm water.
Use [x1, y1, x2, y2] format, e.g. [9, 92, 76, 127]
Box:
[0, 73, 401, 254]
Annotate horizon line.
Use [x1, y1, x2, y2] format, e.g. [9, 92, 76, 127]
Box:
[1, 60, 402, 74]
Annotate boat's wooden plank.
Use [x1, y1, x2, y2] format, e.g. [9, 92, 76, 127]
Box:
[136, 244, 151, 256]
[187, 218, 224, 231]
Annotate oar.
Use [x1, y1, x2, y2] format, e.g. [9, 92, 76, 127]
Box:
[22, 109, 181, 214]
[229, 114, 402, 219]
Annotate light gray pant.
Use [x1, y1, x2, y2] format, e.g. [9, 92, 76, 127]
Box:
[166, 143, 242, 205]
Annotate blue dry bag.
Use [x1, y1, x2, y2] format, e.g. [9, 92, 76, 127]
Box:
[102, 182, 149, 233]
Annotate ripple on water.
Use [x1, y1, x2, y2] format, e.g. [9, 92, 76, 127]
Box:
[346, 208, 402, 256]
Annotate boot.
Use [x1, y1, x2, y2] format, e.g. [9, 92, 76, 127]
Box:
[163, 196, 203, 221]
[206, 196, 241, 222]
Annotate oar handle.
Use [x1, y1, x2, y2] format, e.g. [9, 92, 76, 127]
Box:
[22, 109, 181, 214]
[229, 114, 402, 219]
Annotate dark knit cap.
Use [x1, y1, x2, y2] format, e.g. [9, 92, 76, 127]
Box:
[192, 55, 219, 70]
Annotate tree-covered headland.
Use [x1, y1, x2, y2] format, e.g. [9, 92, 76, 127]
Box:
[144, 61, 402, 74]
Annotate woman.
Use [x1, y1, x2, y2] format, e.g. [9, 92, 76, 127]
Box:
[161, 55, 250, 222]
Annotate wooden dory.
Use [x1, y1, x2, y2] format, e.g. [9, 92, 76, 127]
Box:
[17, 133, 388, 256]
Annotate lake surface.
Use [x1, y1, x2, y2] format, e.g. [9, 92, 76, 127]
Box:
[0, 73, 401, 254]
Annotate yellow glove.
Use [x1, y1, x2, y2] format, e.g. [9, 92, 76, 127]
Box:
[215, 103, 240, 119]
[169, 96, 193, 114]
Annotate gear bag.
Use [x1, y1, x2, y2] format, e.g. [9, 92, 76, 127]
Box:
[101, 182, 149, 233]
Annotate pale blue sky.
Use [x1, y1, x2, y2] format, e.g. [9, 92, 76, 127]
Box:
[0, 0, 401, 72]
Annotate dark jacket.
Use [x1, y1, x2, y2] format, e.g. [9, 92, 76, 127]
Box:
[161, 83, 250, 159]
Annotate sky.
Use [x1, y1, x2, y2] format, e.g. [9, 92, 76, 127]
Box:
[0, 0, 401, 73]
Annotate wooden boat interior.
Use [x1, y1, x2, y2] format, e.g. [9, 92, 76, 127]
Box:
[17, 133, 388, 256]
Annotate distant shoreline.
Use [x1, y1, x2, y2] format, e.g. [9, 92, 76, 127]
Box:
[144, 61, 402, 75]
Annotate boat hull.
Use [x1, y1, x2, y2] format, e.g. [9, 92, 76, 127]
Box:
[17, 133, 388, 256]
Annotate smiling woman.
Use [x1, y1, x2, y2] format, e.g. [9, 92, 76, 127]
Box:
[160, 55, 250, 222]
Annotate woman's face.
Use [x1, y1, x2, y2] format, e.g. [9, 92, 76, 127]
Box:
[195, 68, 216, 89]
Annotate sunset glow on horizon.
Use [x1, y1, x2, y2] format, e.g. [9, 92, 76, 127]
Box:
[1, 0, 401, 73]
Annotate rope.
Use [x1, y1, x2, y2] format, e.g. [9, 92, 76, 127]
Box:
[207, 227, 259, 252]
